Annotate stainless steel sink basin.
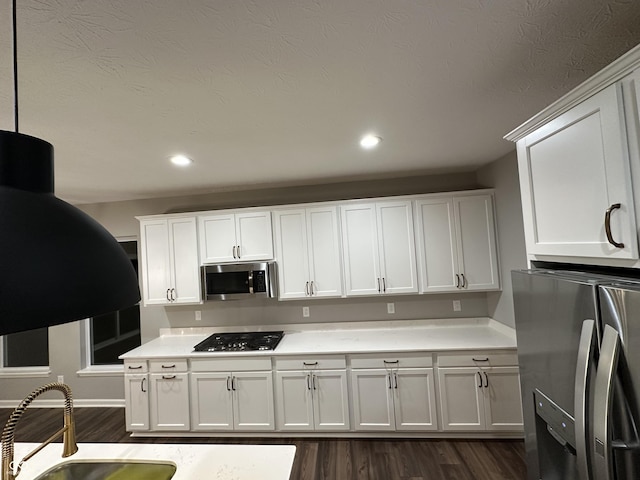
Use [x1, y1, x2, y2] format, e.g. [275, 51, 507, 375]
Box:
[32, 460, 177, 480]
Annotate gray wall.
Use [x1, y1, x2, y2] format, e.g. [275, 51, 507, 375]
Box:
[477, 151, 528, 328]
[0, 168, 526, 403]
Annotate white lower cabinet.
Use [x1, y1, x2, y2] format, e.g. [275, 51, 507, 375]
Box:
[274, 356, 350, 432]
[190, 358, 275, 431]
[149, 373, 190, 431]
[124, 361, 149, 432]
[437, 354, 523, 432]
[350, 354, 438, 431]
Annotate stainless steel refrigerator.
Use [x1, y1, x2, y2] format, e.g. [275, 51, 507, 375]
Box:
[512, 269, 640, 480]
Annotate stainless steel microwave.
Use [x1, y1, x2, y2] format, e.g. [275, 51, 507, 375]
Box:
[202, 262, 277, 300]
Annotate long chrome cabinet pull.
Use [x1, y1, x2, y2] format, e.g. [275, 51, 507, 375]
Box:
[604, 203, 625, 248]
[166, 289, 171, 301]
[232, 245, 236, 258]
[593, 325, 621, 480]
[575, 319, 596, 480]
[236, 245, 241, 258]
[171, 288, 176, 301]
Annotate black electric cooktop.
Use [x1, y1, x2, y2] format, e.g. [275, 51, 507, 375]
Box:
[193, 331, 284, 352]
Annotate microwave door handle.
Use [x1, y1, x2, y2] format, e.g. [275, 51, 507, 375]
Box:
[593, 325, 621, 480]
[575, 319, 597, 480]
[248, 271, 254, 294]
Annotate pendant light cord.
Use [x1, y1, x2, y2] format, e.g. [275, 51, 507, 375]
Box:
[12, 0, 19, 133]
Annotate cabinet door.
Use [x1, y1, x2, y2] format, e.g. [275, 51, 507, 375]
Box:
[307, 207, 343, 298]
[376, 201, 418, 294]
[189, 372, 234, 431]
[232, 371, 275, 431]
[168, 217, 201, 303]
[518, 83, 638, 260]
[438, 367, 485, 431]
[312, 370, 350, 431]
[273, 209, 310, 299]
[482, 367, 524, 431]
[124, 374, 149, 431]
[149, 373, 190, 431]
[393, 368, 438, 431]
[350, 369, 395, 431]
[235, 211, 274, 261]
[198, 214, 237, 263]
[139, 219, 171, 305]
[415, 197, 459, 292]
[454, 195, 500, 291]
[274, 371, 314, 431]
[341, 204, 381, 296]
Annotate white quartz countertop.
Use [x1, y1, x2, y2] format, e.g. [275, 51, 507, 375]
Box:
[12, 442, 296, 480]
[120, 318, 517, 359]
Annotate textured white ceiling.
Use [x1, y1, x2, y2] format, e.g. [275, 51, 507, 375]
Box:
[0, 0, 639, 204]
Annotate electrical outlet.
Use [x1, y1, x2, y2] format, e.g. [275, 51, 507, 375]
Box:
[302, 306, 310, 317]
[57, 375, 64, 384]
[195, 310, 202, 321]
[453, 300, 461, 312]
[387, 303, 395, 314]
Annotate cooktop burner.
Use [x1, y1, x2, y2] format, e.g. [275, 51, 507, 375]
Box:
[193, 331, 284, 352]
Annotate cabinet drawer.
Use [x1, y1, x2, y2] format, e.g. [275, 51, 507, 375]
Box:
[149, 359, 189, 372]
[275, 355, 346, 370]
[124, 361, 148, 373]
[190, 357, 272, 372]
[437, 351, 518, 367]
[350, 353, 433, 369]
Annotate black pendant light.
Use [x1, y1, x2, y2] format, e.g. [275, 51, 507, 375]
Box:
[0, 1, 140, 335]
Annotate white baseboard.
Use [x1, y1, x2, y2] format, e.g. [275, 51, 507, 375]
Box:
[0, 399, 125, 409]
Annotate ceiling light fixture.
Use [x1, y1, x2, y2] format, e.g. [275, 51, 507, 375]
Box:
[0, 0, 140, 335]
[170, 154, 193, 167]
[360, 134, 382, 149]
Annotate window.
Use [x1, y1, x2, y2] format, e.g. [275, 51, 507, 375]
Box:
[1, 327, 49, 367]
[88, 240, 141, 366]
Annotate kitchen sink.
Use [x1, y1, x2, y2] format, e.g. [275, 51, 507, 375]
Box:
[32, 460, 177, 480]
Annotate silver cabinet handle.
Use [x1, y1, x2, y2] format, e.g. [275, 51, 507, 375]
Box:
[483, 372, 488, 388]
[382, 277, 386, 293]
[593, 325, 621, 480]
[575, 319, 597, 480]
[236, 245, 241, 259]
[461, 273, 466, 288]
[166, 288, 171, 301]
[171, 288, 176, 301]
[477, 371, 482, 388]
[305, 281, 309, 296]
[310, 281, 315, 296]
[140, 377, 146, 392]
[226, 376, 232, 391]
[233, 245, 236, 258]
[604, 203, 625, 248]
[377, 278, 381, 293]
[455, 274, 460, 288]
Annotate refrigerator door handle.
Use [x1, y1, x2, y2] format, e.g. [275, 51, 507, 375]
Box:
[593, 325, 621, 480]
[575, 319, 597, 480]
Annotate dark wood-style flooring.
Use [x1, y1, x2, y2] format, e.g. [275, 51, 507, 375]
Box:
[0, 408, 526, 479]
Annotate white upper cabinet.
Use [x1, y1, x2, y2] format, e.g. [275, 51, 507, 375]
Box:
[341, 200, 418, 296]
[505, 42, 640, 267]
[138, 216, 201, 305]
[198, 211, 273, 263]
[273, 206, 343, 300]
[415, 194, 499, 293]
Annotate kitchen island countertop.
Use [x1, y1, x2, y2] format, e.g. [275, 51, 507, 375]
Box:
[12, 442, 296, 480]
[120, 317, 517, 359]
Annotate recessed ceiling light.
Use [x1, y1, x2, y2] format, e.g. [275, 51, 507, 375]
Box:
[360, 134, 382, 149]
[170, 154, 193, 167]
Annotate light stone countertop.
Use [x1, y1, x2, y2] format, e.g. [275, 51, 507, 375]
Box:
[120, 317, 517, 359]
[12, 442, 296, 480]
